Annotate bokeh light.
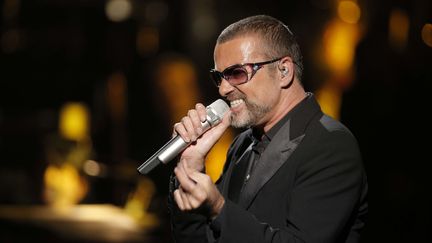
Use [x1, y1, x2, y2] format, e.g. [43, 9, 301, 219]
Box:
[337, 0, 361, 24]
[421, 23, 432, 48]
[59, 103, 89, 142]
[389, 8, 410, 51]
[105, 0, 132, 22]
[323, 20, 360, 75]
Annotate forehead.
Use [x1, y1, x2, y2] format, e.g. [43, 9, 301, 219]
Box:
[214, 35, 266, 70]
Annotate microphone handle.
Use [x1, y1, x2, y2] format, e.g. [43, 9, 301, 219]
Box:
[137, 119, 211, 174]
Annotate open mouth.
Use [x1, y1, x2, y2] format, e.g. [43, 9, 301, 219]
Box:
[230, 99, 244, 108]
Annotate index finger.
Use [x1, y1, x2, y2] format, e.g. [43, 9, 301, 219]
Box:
[174, 164, 196, 192]
[195, 103, 207, 122]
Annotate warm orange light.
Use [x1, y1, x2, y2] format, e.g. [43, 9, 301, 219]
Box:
[44, 164, 88, 208]
[107, 72, 127, 121]
[338, 1, 361, 24]
[59, 103, 89, 141]
[136, 27, 159, 56]
[156, 59, 200, 123]
[316, 82, 342, 120]
[422, 23, 432, 48]
[389, 8, 410, 51]
[323, 20, 360, 75]
[205, 130, 234, 182]
[155, 57, 232, 182]
[124, 178, 158, 227]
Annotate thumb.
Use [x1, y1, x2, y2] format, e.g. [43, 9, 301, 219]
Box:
[200, 110, 231, 144]
[221, 110, 232, 127]
[210, 110, 231, 135]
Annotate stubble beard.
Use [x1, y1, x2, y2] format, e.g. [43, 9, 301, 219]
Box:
[230, 97, 271, 129]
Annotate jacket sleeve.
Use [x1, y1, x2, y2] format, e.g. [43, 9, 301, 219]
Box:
[168, 133, 245, 243]
[208, 131, 368, 243]
[168, 174, 210, 243]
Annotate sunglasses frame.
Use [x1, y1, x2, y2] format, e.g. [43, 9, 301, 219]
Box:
[210, 57, 283, 87]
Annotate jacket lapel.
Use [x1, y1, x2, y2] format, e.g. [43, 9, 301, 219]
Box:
[238, 120, 305, 209]
[219, 132, 253, 198]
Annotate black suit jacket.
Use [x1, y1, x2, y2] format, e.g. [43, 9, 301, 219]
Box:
[169, 94, 368, 243]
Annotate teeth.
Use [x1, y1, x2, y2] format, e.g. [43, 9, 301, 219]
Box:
[230, 99, 244, 107]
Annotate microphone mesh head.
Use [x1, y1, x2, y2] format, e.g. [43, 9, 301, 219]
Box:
[208, 99, 229, 118]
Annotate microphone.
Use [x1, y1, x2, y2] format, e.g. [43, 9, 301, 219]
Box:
[137, 99, 230, 174]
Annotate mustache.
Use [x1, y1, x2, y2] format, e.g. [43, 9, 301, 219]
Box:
[225, 92, 246, 102]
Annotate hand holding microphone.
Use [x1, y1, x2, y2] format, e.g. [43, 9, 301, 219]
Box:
[174, 101, 231, 172]
[172, 101, 229, 217]
[137, 99, 230, 174]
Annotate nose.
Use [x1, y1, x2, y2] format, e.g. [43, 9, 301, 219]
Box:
[218, 78, 235, 97]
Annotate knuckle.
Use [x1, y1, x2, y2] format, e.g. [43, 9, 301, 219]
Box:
[190, 186, 199, 195]
[174, 123, 184, 132]
[196, 192, 206, 202]
[190, 186, 204, 201]
[203, 174, 211, 183]
[190, 200, 199, 208]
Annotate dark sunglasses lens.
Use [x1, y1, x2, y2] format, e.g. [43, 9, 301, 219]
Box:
[210, 71, 222, 86]
[224, 67, 248, 85]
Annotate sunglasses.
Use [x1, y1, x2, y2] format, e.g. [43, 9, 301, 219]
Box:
[209, 57, 283, 87]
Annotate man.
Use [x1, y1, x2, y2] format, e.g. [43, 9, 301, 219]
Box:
[168, 15, 368, 243]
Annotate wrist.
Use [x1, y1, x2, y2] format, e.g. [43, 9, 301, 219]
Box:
[211, 196, 225, 220]
[181, 157, 205, 172]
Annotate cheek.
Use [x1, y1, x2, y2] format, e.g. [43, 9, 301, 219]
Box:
[243, 71, 280, 104]
[251, 82, 279, 104]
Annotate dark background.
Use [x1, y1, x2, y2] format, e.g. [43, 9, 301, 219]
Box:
[1, 0, 431, 242]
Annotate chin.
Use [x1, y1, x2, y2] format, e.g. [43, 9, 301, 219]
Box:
[230, 113, 253, 129]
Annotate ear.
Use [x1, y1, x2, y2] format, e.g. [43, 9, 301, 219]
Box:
[277, 57, 295, 88]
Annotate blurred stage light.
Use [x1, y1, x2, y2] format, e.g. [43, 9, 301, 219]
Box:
[83, 160, 101, 176]
[107, 72, 127, 121]
[192, 14, 217, 42]
[389, 8, 409, 51]
[316, 83, 342, 120]
[187, 0, 217, 43]
[59, 102, 89, 141]
[0, 204, 148, 241]
[44, 163, 88, 208]
[318, 8, 362, 120]
[421, 23, 432, 48]
[338, 0, 361, 24]
[125, 178, 159, 227]
[206, 131, 234, 182]
[323, 20, 359, 75]
[136, 26, 159, 56]
[105, 0, 132, 22]
[154, 56, 233, 181]
[155, 59, 200, 122]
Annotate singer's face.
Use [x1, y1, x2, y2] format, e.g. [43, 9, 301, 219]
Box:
[214, 35, 281, 129]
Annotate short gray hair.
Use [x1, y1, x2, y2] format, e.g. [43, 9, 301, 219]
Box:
[217, 15, 303, 81]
